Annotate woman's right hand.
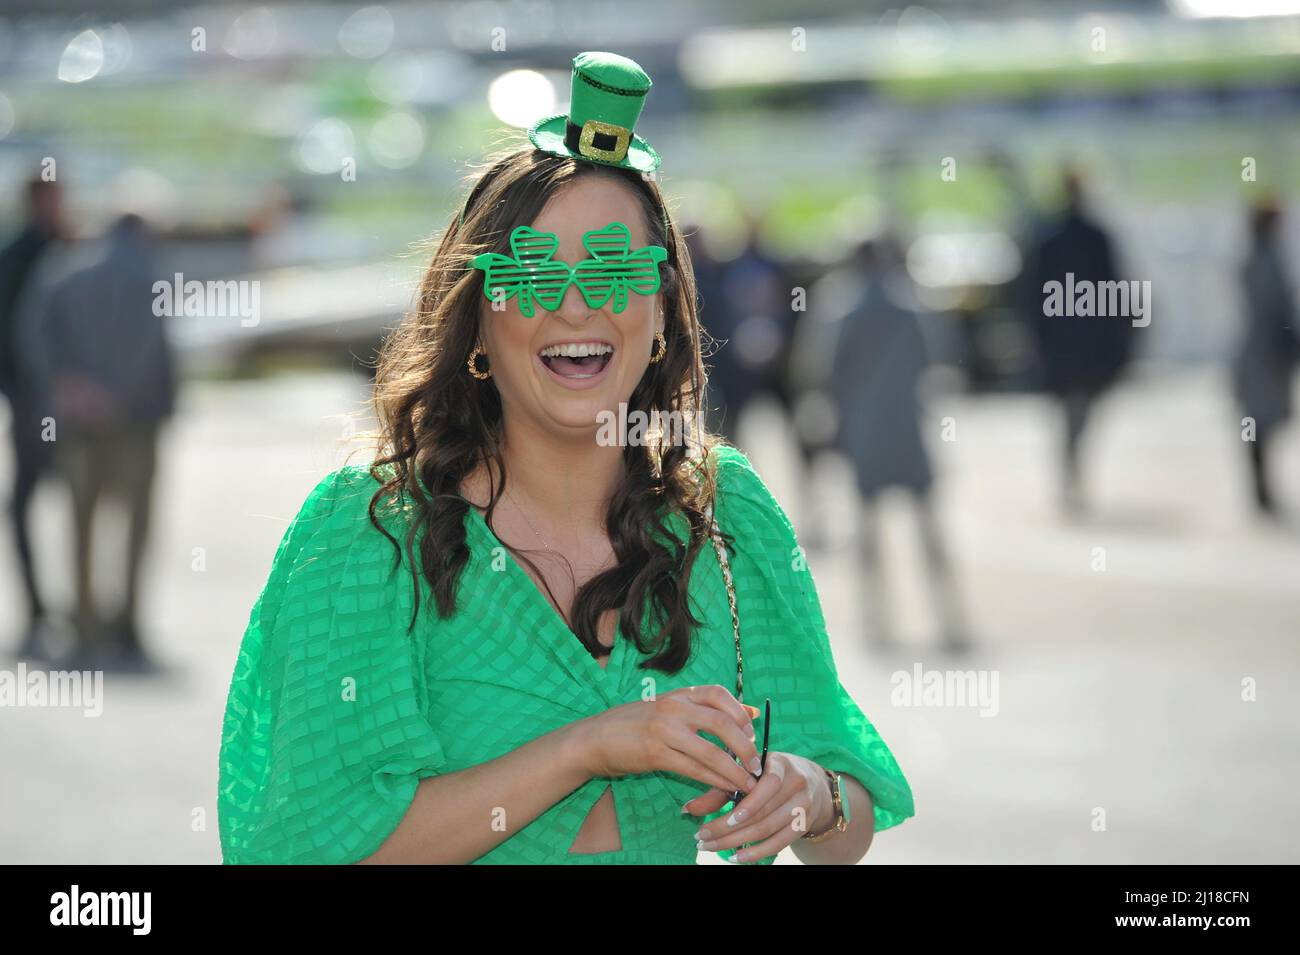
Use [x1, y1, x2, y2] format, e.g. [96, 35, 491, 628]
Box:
[577, 685, 763, 795]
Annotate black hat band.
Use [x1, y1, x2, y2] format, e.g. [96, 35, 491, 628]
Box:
[564, 118, 633, 164]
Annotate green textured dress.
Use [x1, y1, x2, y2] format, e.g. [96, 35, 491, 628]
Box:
[217, 444, 914, 864]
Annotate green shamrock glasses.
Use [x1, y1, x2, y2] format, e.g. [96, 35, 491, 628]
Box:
[471, 221, 667, 318]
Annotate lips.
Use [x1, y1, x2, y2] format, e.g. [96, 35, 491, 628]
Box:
[538, 340, 614, 380]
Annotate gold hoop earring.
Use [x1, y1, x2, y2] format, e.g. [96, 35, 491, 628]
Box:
[649, 328, 666, 364]
[467, 343, 492, 380]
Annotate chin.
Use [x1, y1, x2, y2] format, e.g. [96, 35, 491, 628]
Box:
[539, 389, 626, 439]
[531, 350, 636, 436]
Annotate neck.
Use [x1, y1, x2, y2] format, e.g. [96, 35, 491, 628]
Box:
[494, 417, 624, 529]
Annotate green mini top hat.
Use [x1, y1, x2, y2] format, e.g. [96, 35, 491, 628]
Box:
[528, 51, 661, 173]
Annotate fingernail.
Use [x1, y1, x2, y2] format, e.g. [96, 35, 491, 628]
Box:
[727, 809, 745, 827]
[693, 828, 706, 841]
[680, 801, 692, 814]
[749, 756, 762, 774]
[733, 849, 749, 863]
[697, 839, 717, 851]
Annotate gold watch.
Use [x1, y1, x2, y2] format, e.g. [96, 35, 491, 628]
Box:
[803, 766, 850, 843]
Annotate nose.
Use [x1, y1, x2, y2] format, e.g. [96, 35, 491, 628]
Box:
[552, 278, 597, 326]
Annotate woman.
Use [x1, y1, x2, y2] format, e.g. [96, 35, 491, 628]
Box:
[217, 51, 913, 865]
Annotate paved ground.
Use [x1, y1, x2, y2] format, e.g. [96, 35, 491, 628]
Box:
[1, 366, 1297, 864]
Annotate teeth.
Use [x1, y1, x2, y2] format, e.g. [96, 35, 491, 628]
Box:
[539, 343, 613, 359]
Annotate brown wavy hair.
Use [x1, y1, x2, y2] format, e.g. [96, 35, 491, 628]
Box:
[367, 143, 727, 674]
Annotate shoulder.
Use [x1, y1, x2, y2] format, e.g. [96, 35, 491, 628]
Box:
[270, 463, 403, 573]
[290, 463, 379, 528]
[250, 462, 416, 643]
[707, 442, 764, 497]
[700, 444, 825, 630]
[708, 443, 781, 506]
[706, 443, 799, 552]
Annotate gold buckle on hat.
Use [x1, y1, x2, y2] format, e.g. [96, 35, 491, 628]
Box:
[578, 119, 631, 162]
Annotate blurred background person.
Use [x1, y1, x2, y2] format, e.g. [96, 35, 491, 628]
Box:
[706, 213, 791, 441]
[1025, 168, 1136, 517]
[38, 212, 177, 670]
[1233, 195, 1298, 518]
[785, 229, 876, 552]
[0, 176, 63, 658]
[829, 234, 970, 652]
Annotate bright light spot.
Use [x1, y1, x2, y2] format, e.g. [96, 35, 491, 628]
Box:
[339, 6, 394, 59]
[58, 30, 104, 83]
[907, 233, 1021, 288]
[369, 112, 425, 168]
[908, 235, 959, 288]
[225, 7, 277, 60]
[296, 118, 356, 175]
[488, 69, 556, 129]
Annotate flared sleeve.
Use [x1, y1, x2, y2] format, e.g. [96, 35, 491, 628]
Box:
[217, 466, 450, 864]
[706, 445, 915, 861]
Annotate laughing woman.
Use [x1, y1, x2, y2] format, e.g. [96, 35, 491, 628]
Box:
[217, 52, 913, 865]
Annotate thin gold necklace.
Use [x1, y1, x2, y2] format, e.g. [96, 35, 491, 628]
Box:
[505, 485, 557, 556]
[506, 489, 617, 574]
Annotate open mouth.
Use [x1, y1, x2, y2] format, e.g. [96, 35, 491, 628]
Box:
[538, 342, 614, 380]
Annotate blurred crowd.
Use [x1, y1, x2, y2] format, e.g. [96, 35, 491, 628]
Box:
[687, 170, 1297, 649]
[1, 177, 176, 671]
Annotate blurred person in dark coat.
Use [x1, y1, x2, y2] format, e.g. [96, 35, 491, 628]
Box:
[682, 223, 728, 432]
[38, 212, 176, 668]
[1233, 196, 1298, 516]
[706, 217, 790, 441]
[829, 236, 969, 652]
[0, 177, 63, 657]
[1026, 170, 1136, 515]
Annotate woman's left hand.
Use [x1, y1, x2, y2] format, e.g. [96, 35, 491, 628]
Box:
[683, 751, 832, 863]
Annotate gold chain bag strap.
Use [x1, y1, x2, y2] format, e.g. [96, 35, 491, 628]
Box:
[706, 503, 760, 819]
[705, 505, 744, 706]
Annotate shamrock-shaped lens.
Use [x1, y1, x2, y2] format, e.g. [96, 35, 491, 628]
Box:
[571, 223, 667, 314]
[471, 221, 666, 317]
